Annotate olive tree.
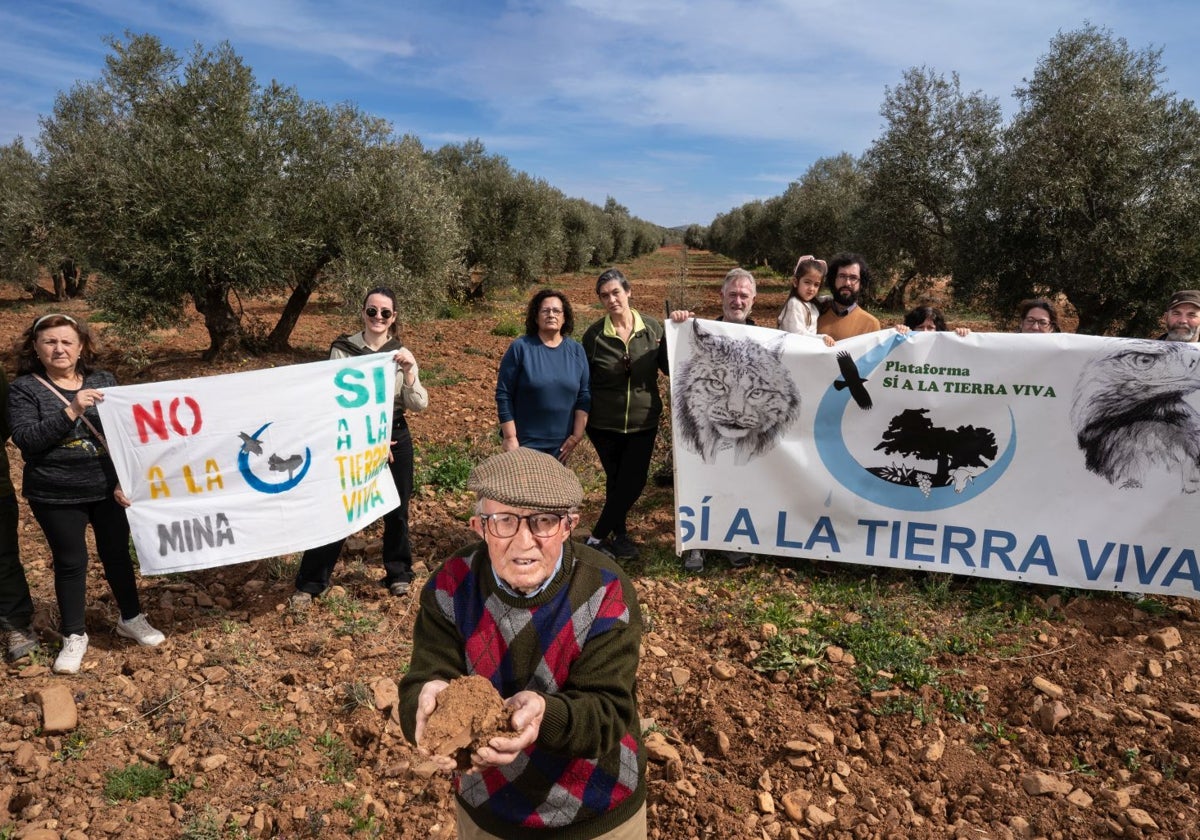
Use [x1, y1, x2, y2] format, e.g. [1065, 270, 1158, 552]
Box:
[859, 67, 1000, 309]
[954, 25, 1200, 334]
[0, 140, 53, 294]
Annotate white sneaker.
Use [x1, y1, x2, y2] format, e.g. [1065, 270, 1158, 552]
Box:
[116, 614, 165, 647]
[54, 633, 89, 674]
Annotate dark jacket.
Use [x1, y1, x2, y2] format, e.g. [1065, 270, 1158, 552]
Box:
[581, 310, 668, 434]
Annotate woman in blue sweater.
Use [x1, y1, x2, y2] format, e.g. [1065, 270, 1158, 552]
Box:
[495, 288, 591, 463]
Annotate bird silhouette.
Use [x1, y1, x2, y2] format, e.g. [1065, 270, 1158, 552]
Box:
[237, 432, 264, 455]
[834, 351, 872, 410]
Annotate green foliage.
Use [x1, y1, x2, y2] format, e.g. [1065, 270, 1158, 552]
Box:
[168, 775, 196, 802]
[316, 730, 357, 782]
[103, 762, 169, 802]
[859, 66, 1000, 308]
[490, 320, 522, 337]
[954, 24, 1200, 334]
[322, 592, 380, 637]
[53, 729, 89, 761]
[180, 806, 252, 840]
[1120, 747, 1141, 772]
[255, 724, 301, 750]
[415, 442, 477, 492]
[36, 34, 465, 358]
[0, 139, 53, 290]
[418, 362, 466, 387]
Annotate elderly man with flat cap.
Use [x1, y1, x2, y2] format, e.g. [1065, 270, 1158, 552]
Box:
[400, 447, 646, 840]
[1159, 290, 1200, 342]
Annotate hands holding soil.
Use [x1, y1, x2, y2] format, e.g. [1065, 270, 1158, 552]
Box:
[415, 675, 541, 774]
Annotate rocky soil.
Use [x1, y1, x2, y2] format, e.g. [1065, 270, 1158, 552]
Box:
[2, 247, 1198, 839]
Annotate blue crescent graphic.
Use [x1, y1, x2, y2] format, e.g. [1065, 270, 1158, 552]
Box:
[236, 422, 312, 494]
[814, 334, 1016, 511]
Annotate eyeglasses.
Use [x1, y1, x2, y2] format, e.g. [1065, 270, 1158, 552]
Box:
[364, 306, 394, 319]
[539, 308, 563, 316]
[479, 512, 566, 538]
[1022, 318, 1052, 328]
[835, 273, 861, 284]
[622, 352, 632, 376]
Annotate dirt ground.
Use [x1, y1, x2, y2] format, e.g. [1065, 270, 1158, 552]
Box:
[1, 247, 1198, 839]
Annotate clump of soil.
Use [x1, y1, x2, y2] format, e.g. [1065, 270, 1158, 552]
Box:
[423, 675, 515, 769]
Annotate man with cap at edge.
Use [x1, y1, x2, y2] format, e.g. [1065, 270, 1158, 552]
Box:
[1159, 290, 1200, 342]
[399, 447, 646, 839]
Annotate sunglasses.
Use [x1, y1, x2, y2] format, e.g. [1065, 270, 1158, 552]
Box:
[364, 306, 394, 319]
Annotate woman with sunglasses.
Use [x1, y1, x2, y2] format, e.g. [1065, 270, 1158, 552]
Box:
[579, 268, 668, 561]
[495, 288, 590, 462]
[8, 313, 165, 674]
[290, 287, 428, 606]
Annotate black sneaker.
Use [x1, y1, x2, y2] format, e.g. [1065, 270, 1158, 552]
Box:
[608, 533, 640, 560]
[683, 550, 704, 573]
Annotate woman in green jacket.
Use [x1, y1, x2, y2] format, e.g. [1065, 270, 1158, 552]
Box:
[580, 268, 668, 560]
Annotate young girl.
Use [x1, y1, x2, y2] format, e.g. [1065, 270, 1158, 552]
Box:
[777, 255, 835, 346]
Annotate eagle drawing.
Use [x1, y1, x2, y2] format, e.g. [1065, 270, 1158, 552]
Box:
[1070, 340, 1200, 493]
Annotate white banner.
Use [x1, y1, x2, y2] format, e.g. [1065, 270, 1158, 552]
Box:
[668, 321, 1200, 599]
[97, 355, 399, 574]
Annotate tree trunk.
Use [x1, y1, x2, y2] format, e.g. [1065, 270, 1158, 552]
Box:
[881, 269, 917, 311]
[265, 274, 319, 351]
[194, 284, 243, 361]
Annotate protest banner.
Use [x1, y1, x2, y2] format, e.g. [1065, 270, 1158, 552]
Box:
[96, 354, 399, 574]
[667, 321, 1200, 599]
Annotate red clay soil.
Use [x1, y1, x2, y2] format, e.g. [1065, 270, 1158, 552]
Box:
[0, 246, 1197, 839]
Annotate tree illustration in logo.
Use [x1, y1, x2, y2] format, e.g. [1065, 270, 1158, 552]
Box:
[871, 408, 998, 496]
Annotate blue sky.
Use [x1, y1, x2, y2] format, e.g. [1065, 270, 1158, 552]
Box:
[2, 1, 1198, 228]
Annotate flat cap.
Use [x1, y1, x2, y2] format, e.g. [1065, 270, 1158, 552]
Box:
[1167, 289, 1200, 309]
[468, 447, 583, 511]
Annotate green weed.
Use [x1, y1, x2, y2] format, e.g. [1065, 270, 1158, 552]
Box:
[53, 729, 89, 762]
[419, 362, 466, 387]
[490, 321, 521, 337]
[256, 724, 301, 750]
[316, 731, 356, 783]
[168, 774, 196, 802]
[415, 442, 477, 492]
[103, 762, 169, 802]
[1120, 747, 1141, 772]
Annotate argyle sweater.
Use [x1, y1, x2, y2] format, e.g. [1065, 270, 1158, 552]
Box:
[400, 540, 646, 839]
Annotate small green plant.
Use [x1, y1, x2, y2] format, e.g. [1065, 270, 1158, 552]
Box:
[490, 320, 521, 337]
[323, 592, 381, 637]
[979, 720, 1018, 743]
[103, 762, 169, 802]
[316, 731, 356, 783]
[1068, 756, 1096, 775]
[419, 362, 466, 387]
[256, 724, 302, 750]
[941, 686, 986, 723]
[168, 774, 196, 802]
[1120, 747, 1141, 772]
[180, 806, 251, 840]
[416, 443, 476, 492]
[54, 729, 90, 761]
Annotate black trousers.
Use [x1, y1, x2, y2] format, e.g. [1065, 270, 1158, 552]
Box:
[586, 426, 657, 540]
[295, 425, 415, 594]
[0, 493, 33, 632]
[29, 496, 142, 635]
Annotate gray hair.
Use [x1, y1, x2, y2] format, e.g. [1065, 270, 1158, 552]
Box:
[721, 268, 756, 294]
